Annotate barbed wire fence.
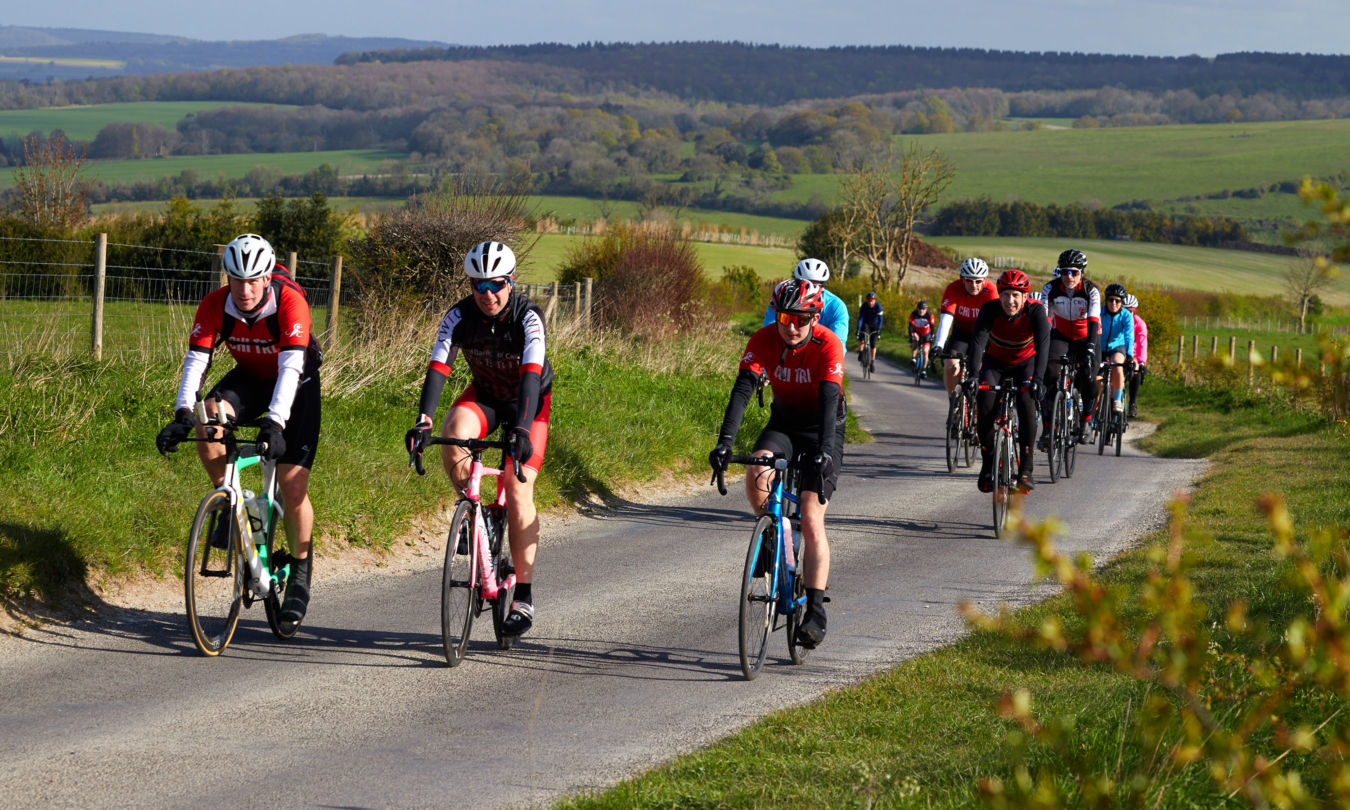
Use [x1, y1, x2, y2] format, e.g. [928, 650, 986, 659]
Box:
[0, 234, 593, 361]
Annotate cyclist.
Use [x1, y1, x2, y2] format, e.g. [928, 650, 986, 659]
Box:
[855, 291, 884, 371]
[1039, 248, 1101, 447]
[934, 257, 999, 397]
[908, 300, 935, 378]
[405, 241, 553, 638]
[712, 278, 844, 650]
[156, 233, 323, 627]
[1098, 283, 1135, 417]
[966, 269, 1050, 493]
[762, 258, 850, 346]
[1123, 293, 1148, 418]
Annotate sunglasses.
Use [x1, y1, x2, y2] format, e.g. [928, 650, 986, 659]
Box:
[1059, 268, 1082, 277]
[1106, 297, 1123, 304]
[775, 311, 815, 328]
[473, 278, 511, 294]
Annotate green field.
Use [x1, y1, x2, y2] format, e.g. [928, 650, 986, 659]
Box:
[523, 233, 798, 282]
[928, 235, 1350, 306]
[528, 194, 808, 239]
[0, 148, 410, 190]
[0, 101, 301, 144]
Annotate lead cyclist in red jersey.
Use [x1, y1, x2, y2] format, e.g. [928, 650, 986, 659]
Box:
[934, 257, 999, 396]
[406, 241, 552, 638]
[710, 278, 844, 650]
[156, 233, 323, 627]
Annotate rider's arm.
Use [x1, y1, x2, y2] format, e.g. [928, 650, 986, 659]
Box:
[934, 312, 954, 352]
[173, 290, 224, 412]
[1135, 317, 1149, 364]
[416, 305, 464, 422]
[1031, 304, 1052, 381]
[1123, 311, 1135, 359]
[816, 335, 846, 458]
[264, 287, 314, 428]
[717, 369, 761, 444]
[822, 291, 849, 346]
[512, 309, 547, 431]
[1086, 285, 1102, 354]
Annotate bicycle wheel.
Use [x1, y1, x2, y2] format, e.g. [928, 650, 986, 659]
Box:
[786, 568, 809, 665]
[739, 515, 777, 680]
[945, 394, 962, 473]
[1047, 391, 1065, 483]
[185, 490, 244, 656]
[441, 500, 478, 667]
[1114, 412, 1124, 457]
[1064, 392, 1080, 478]
[961, 392, 975, 467]
[992, 424, 1011, 538]
[862, 356, 872, 380]
[489, 513, 515, 651]
[263, 523, 299, 641]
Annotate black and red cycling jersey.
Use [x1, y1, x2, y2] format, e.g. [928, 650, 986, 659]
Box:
[909, 311, 934, 342]
[417, 292, 553, 435]
[1041, 277, 1101, 344]
[174, 280, 320, 428]
[968, 298, 1051, 380]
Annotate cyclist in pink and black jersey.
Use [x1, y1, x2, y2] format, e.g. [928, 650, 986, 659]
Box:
[1124, 293, 1149, 418]
[406, 241, 553, 638]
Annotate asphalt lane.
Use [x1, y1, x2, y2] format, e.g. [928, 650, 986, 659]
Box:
[0, 355, 1204, 809]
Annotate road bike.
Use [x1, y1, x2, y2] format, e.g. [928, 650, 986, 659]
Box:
[858, 328, 880, 380]
[910, 338, 931, 385]
[412, 437, 520, 666]
[943, 351, 975, 474]
[1095, 360, 1130, 457]
[712, 453, 818, 680]
[181, 401, 297, 656]
[1044, 354, 1086, 482]
[988, 379, 1032, 539]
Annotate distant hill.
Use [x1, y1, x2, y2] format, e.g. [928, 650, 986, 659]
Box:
[337, 41, 1350, 104]
[0, 26, 447, 81]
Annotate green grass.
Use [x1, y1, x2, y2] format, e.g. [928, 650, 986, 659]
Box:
[558, 376, 1350, 808]
[0, 101, 301, 144]
[528, 194, 809, 239]
[522, 233, 799, 283]
[0, 148, 410, 190]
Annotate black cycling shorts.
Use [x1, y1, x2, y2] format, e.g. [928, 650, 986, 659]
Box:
[752, 421, 841, 501]
[209, 366, 321, 469]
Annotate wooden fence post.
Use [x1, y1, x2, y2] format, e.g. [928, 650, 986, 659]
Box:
[1247, 339, 1256, 385]
[1176, 335, 1184, 366]
[1191, 334, 1199, 358]
[288, 251, 298, 273]
[545, 281, 558, 330]
[583, 277, 593, 330]
[325, 256, 342, 352]
[573, 281, 582, 328]
[1210, 336, 1218, 356]
[1229, 335, 1237, 359]
[1295, 348, 1303, 368]
[1270, 345, 1278, 365]
[216, 245, 227, 287]
[91, 233, 107, 361]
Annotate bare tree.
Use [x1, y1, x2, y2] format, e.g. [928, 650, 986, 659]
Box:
[1284, 249, 1335, 334]
[833, 141, 956, 290]
[12, 134, 92, 230]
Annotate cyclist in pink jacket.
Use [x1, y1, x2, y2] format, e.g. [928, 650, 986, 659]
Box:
[1123, 294, 1148, 418]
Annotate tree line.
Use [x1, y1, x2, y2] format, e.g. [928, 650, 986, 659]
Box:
[929, 198, 1249, 246]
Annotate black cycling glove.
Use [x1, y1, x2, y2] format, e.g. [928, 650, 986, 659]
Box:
[156, 408, 195, 455]
[258, 419, 286, 461]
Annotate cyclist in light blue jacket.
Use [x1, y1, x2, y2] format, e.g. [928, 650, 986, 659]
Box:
[1098, 282, 1135, 415]
[763, 259, 850, 346]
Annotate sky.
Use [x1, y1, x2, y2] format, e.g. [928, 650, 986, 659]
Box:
[8, 0, 1348, 57]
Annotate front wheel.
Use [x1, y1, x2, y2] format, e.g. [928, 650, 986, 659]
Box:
[185, 490, 243, 656]
[739, 515, 777, 680]
[992, 425, 1013, 538]
[1115, 412, 1124, 457]
[1064, 392, 1081, 478]
[1047, 391, 1066, 483]
[945, 393, 962, 474]
[441, 500, 478, 667]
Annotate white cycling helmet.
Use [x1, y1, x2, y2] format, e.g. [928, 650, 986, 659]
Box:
[959, 257, 989, 279]
[793, 258, 830, 283]
[1123, 293, 1139, 310]
[222, 233, 276, 280]
[464, 241, 517, 279]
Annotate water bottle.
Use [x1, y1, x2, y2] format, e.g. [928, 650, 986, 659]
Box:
[242, 490, 265, 533]
[782, 518, 796, 569]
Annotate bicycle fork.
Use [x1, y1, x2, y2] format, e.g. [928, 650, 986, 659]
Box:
[473, 506, 516, 601]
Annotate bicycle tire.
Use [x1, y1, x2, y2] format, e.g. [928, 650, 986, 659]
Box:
[184, 490, 243, 656]
[786, 565, 809, 665]
[945, 393, 961, 474]
[441, 500, 477, 667]
[739, 515, 777, 680]
[1048, 391, 1065, 483]
[1114, 412, 1124, 457]
[1064, 391, 1080, 478]
[992, 422, 1011, 539]
[962, 392, 975, 467]
[489, 512, 514, 651]
[262, 506, 299, 641]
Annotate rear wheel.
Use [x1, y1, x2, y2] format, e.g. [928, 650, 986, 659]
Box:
[739, 515, 777, 680]
[961, 392, 975, 467]
[185, 490, 243, 656]
[786, 569, 809, 665]
[441, 500, 477, 667]
[262, 506, 299, 641]
[490, 511, 515, 651]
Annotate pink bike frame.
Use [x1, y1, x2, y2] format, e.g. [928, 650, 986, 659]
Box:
[463, 454, 517, 600]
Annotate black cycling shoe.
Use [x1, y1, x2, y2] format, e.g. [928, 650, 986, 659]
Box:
[1016, 472, 1036, 493]
[795, 600, 827, 649]
[501, 601, 534, 637]
[1036, 435, 1050, 452]
[1128, 404, 1138, 419]
[977, 473, 994, 493]
[279, 556, 311, 625]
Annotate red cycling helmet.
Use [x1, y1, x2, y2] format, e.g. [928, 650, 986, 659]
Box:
[771, 278, 824, 314]
[997, 268, 1030, 292]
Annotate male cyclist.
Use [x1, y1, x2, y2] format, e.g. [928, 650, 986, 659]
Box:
[908, 300, 934, 378]
[1039, 249, 1101, 447]
[713, 278, 844, 650]
[934, 258, 999, 397]
[762, 258, 850, 346]
[406, 241, 553, 638]
[1123, 294, 1149, 418]
[1098, 283, 1135, 417]
[156, 233, 323, 627]
[967, 269, 1050, 493]
[855, 291, 884, 372]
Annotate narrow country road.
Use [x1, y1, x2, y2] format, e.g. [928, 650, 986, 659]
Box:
[0, 356, 1203, 809]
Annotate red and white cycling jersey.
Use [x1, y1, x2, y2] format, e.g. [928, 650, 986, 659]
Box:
[739, 323, 845, 426]
[939, 279, 999, 336]
[1041, 278, 1101, 342]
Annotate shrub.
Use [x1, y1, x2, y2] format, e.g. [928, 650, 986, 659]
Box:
[1134, 288, 1180, 371]
[564, 225, 708, 335]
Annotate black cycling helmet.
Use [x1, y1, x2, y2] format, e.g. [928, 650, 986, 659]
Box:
[1057, 249, 1088, 270]
[771, 278, 824, 314]
[916, 300, 928, 310]
[1104, 282, 1127, 300]
[865, 290, 877, 299]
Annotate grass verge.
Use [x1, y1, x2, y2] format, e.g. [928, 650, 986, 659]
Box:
[555, 376, 1349, 807]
